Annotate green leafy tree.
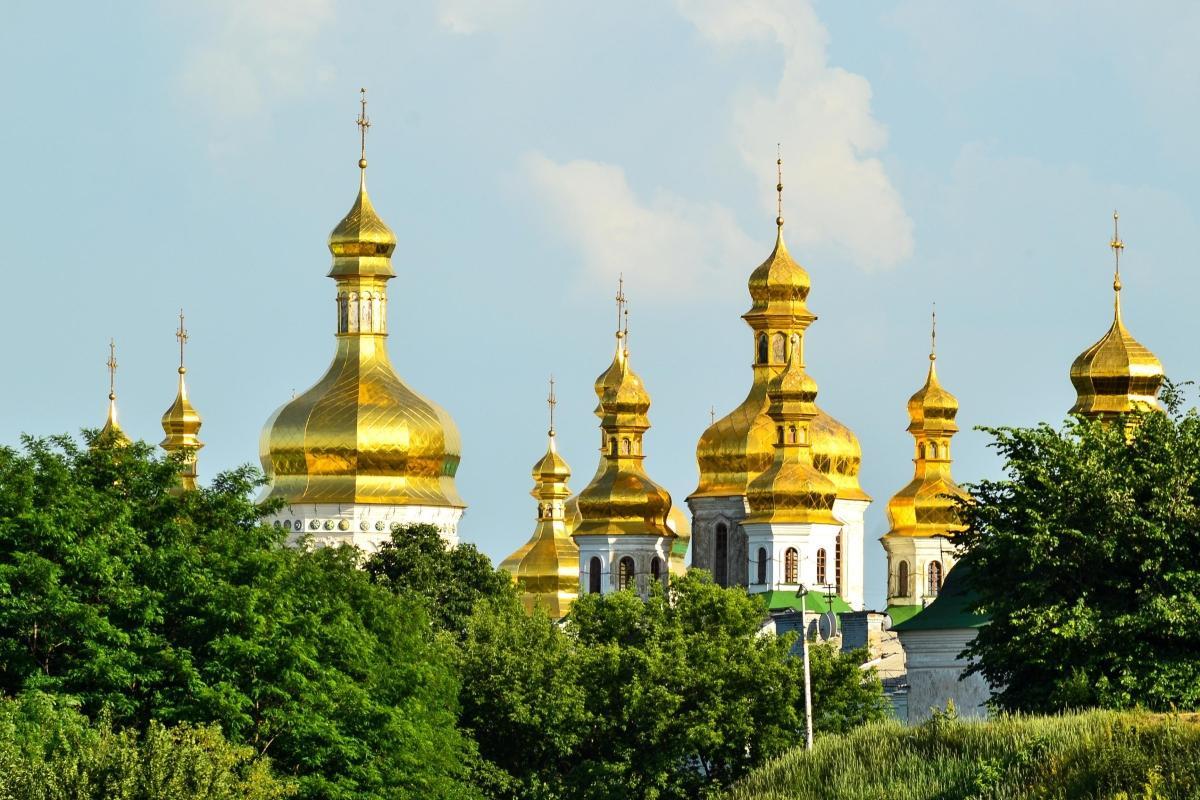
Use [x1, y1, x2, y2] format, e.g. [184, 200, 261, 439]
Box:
[364, 523, 516, 636]
[956, 388, 1200, 713]
[0, 691, 291, 799]
[0, 435, 476, 800]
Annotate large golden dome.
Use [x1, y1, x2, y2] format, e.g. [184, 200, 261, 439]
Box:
[745, 341, 839, 524]
[259, 146, 463, 510]
[693, 220, 867, 503]
[1070, 213, 1163, 418]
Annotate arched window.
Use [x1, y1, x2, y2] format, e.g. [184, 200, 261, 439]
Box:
[816, 548, 827, 585]
[835, 533, 843, 592]
[588, 557, 602, 594]
[609, 437, 618, 456]
[756, 547, 767, 585]
[772, 332, 787, 363]
[918, 443, 926, 459]
[757, 334, 769, 365]
[784, 548, 799, 584]
[929, 442, 939, 459]
[714, 523, 728, 586]
[618, 557, 636, 591]
[621, 437, 632, 455]
[787, 425, 797, 444]
[650, 556, 663, 582]
[928, 560, 943, 596]
[896, 560, 910, 597]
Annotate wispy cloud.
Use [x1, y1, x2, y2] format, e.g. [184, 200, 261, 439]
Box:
[435, 0, 540, 34]
[175, 0, 335, 154]
[523, 153, 757, 297]
[676, 0, 914, 270]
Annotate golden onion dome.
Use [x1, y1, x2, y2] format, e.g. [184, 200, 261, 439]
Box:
[160, 313, 203, 490]
[746, 226, 814, 321]
[1070, 213, 1163, 418]
[884, 332, 969, 540]
[501, 387, 579, 618]
[745, 341, 839, 524]
[259, 123, 463, 510]
[574, 314, 675, 539]
[96, 340, 129, 448]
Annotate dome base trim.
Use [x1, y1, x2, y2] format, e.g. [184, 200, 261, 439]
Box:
[264, 502, 463, 550]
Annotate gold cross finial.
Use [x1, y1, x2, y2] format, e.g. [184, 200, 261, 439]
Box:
[710, 405, 716, 426]
[776, 143, 784, 228]
[615, 273, 626, 337]
[357, 88, 370, 169]
[930, 302, 937, 362]
[1110, 209, 1124, 292]
[547, 374, 557, 436]
[176, 309, 189, 374]
[106, 339, 118, 400]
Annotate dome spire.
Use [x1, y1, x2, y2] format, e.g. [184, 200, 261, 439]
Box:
[930, 302, 937, 361]
[776, 143, 784, 229]
[161, 310, 204, 490]
[1111, 209, 1124, 320]
[97, 339, 128, 446]
[357, 87, 370, 171]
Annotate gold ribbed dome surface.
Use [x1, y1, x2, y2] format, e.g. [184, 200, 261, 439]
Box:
[501, 394, 579, 619]
[574, 331, 676, 540]
[1070, 215, 1163, 418]
[884, 350, 968, 540]
[260, 148, 464, 510]
[693, 227, 866, 502]
[745, 341, 839, 524]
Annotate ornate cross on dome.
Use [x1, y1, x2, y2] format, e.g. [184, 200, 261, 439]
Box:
[176, 309, 189, 373]
[614, 273, 626, 335]
[106, 339, 118, 401]
[357, 88, 371, 168]
[547, 375, 557, 436]
[776, 143, 784, 228]
[930, 302, 937, 362]
[1110, 210, 1124, 290]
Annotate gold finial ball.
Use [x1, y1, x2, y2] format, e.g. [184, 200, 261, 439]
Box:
[1114, 275, 1123, 292]
[359, 158, 368, 169]
[776, 216, 784, 227]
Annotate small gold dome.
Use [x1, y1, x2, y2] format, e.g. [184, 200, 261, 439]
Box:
[501, 425, 579, 619]
[96, 340, 129, 448]
[745, 343, 839, 524]
[884, 352, 968, 540]
[260, 160, 463, 510]
[1070, 214, 1163, 418]
[575, 335, 675, 540]
[746, 228, 813, 320]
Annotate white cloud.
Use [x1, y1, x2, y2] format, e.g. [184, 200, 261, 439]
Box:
[435, 0, 540, 34]
[175, 0, 335, 152]
[523, 153, 757, 297]
[676, 0, 914, 270]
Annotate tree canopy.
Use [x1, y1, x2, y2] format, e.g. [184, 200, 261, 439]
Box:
[956, 389, 1200, 713]
[0, 435, 476, 800]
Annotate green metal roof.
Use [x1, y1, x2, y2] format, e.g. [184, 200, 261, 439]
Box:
[891, 561, 988, 632]
[759, 590, 853, 614]
[885, 604, 924, 627]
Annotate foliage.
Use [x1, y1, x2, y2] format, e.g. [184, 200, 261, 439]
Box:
[955, 390, 1200, 713]
[724, 709, 1200, 800]
[0, 435, 476, 800]
[364, 523, 516, 636]
[455, 571, 886, 800]
[0, 691, 290, 799]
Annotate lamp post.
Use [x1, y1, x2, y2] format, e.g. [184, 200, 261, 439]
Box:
[796, 581, 814, 750]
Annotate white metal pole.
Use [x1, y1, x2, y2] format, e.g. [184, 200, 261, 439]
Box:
[800, 582, 814, 750]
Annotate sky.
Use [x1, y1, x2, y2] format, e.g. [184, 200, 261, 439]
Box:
[2, 0, 1198, 610]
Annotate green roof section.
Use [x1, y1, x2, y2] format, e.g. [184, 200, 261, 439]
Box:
[885, 604, 924, 627]
[759, 590, 852, 614]
[891, 561, 989, 632]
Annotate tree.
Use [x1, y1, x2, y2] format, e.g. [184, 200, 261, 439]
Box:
[364, 523, 516, 636]
[956, 390, 1200, 713]
[0, 691, 291, 799]
[0, 435, 477, 800]
[457, 571, 886, 800]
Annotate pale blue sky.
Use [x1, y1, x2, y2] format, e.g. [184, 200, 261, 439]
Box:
[3, 1, 1197, 609]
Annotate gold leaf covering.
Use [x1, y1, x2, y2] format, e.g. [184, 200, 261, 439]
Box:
[692, 226, 868, 502]
[160, 368, 203, 490]
[883, 352, 968, 540]
[259, 161, 464, 509]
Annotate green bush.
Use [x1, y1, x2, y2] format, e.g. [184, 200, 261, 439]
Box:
[0, 691, 291, 799]
[724, 710, 1200, 800]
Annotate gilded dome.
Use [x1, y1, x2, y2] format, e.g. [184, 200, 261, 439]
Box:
[574, 334, 675, 540]
[96, 340, 129, 448]
[501, 418, 579, 619]
[884, 352, 968, 540]
[746, 228, 813, 318]
[259, 159, 464, 510]
[1070, 215, 1163, 418]
[745, 342, 839, 525]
